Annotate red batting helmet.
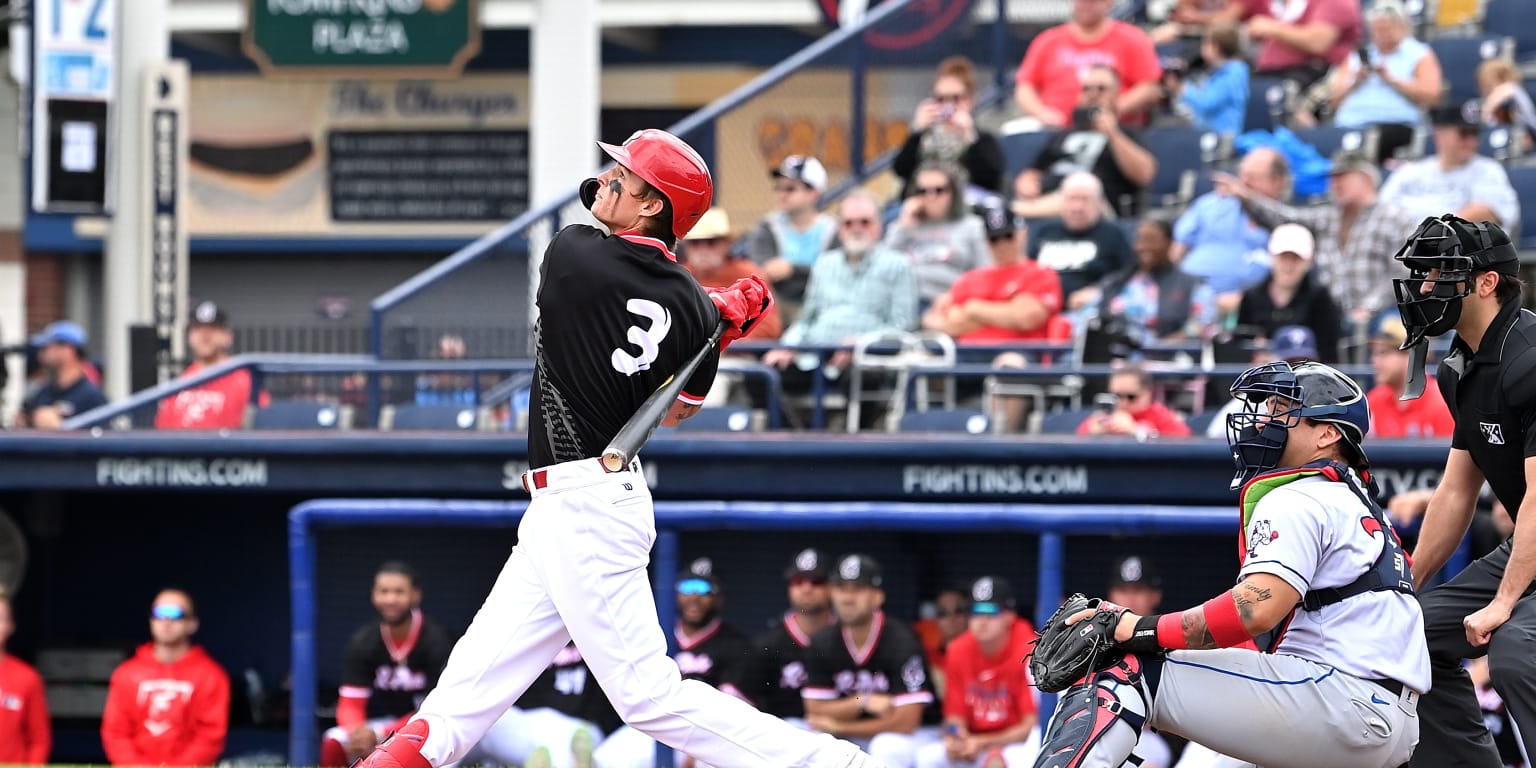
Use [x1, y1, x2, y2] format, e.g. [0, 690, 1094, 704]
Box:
[596, 129, 713, 241]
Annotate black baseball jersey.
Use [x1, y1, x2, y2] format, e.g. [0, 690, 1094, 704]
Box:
[515, 643, 622, 734]
[725, 613, 819, 719]
[529, 226, 721, 469]
[674, 619, 750, 688]
[802, 611, 941, 725]
[339, 611, 453, 719]
[1438, 299, 1536, 517]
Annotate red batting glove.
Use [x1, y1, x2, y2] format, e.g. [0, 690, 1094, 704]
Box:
[707, 274, 775, 350]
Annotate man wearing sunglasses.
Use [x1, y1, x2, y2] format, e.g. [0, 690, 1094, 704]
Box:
[723, 548, 834, 726]
[101, 590, 230, 766]
[1076, 364, 1191, 438]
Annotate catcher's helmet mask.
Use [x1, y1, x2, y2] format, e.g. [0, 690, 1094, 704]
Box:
[1226, 361, 1371, 489]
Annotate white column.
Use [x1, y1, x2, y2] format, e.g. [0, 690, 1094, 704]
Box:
[102, 0, 169, 401]
[530, 0, 599, 210]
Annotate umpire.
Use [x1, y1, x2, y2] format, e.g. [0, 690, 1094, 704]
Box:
[1393, 214, 1536, 767]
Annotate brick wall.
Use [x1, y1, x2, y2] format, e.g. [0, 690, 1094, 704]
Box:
[24, 251, 64, 334]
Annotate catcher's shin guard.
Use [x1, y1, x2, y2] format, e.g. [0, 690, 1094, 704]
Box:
[1033, 653, 1153, 768]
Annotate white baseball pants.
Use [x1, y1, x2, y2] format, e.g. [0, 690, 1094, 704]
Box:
[409, 457, 871, 768]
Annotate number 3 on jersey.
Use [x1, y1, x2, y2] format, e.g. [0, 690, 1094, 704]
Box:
[610, 299, 673, 375]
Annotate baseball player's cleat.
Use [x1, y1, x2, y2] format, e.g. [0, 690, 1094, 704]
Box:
[354, 718, 432, 768]
[570, 724, 595, 768]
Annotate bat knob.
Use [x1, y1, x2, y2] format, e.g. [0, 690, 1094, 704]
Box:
[601, 452, 627, 473]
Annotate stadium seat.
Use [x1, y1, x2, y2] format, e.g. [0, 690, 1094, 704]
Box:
[1245, 76, 1294, 133]
[250, 401, 345, 430]
[1291, 125, 1377, 161]
[1001, 131, 1054, 179]
[898, 408, 992, 434]
[384, 403, 478, 431]
[1480, 126, 1523, 163]
[1186, 409, 1223, 436]
[672, 405, 756, 432]
[1140, 127, 1225, 208]
[1508, 163, 1536, 249]
[1039, 406, 1094, 434]
[1429, 35, 1513, 106]
[1483, 0, 1536, 64]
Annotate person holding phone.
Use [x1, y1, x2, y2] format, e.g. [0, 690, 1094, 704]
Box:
[893, 56, 1005, 201]
[1321, 0, 1442, 163]
[1076, 364, 1191, 438]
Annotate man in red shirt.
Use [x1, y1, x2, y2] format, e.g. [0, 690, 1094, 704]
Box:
[0, 594, 49, 765]
[922, 204, 1062, 344]
[1077, 364, 1192, 437]
[1367, 318, 1455, 439]
[1219, 0, 1361, 88]
[101, 589, 230, 766]
[155, 302, 266, 430]
[917, 577, 1038, 768]
[1013, 0, 1163, 128]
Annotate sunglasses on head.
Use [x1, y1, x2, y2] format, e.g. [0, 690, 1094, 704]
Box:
[916, 186, 951, 197]
[151, 604, 189, 621]
[677, 578, 715, 596]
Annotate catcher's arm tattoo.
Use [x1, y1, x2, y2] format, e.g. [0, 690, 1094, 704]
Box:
[1150, 573, 1301, 651]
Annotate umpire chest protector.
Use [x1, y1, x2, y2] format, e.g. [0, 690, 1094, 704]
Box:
[1238, 459, 1414, 612]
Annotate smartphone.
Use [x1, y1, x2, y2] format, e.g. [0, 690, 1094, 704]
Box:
[938, 103, 956, 121]
[1094, 392, 1118, 414]
[1071, 107, 1099, 130]
[1357, 42, 1374, 69]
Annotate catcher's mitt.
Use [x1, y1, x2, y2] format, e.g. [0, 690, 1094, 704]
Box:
[1028, 593, 1128, 693]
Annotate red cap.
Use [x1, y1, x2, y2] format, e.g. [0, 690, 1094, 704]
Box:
[597, 129, 713, 241]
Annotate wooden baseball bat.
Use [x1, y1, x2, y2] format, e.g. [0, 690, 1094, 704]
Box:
[601, 320, 727, 472]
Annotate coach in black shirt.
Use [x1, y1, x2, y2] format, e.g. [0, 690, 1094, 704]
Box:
[1393, 214, 1536, 768]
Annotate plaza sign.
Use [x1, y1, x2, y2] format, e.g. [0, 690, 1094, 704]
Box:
[244, 0, 481, 76]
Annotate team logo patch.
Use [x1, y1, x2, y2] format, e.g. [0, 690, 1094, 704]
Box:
[796, 549, 819, 572]
[1247, 519, 1279, 557]
[973, 577, 994, 602]
[1480, 422, 1506, 445]
[901, 655, 927, 691]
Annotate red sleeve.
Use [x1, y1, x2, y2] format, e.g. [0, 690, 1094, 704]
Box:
[1076, 414, 1097, 435]
[176, 664, 229, 766]
[1116, 24, 1163, 88]
[942, 643, 968, 720]
[336, 694, 368, 730]
[24, 668, 49, 764]
[1015, 30, 1052, 87]
[101, 669, 145, 766]
[1147, 403, 1191, 437]
[1024, 268, 1063, 316]
[153, 399, 175, 429]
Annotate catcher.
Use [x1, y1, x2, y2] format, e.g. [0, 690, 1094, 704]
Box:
[1027, 361, 1428, 768]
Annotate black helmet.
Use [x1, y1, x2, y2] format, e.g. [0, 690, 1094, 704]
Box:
[1392, 214, 1519, 349]
[1226, 361, 1371, 489]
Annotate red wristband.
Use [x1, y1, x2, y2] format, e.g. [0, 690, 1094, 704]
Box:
[1202, 593, 1251, 648]
[1156, 612, 1187, 650]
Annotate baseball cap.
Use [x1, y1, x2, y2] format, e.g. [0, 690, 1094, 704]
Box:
[1109, 555, 1162, 589]
[1376, 317, 1409, 348]
[683, 208, 732, 241]
[974, 199, 1017, 240]
[677, 557, 720, 595]
[1268, 223, 1315, 261]
[771, 155, 828, 193]
[1430, 102, 1481, 132]
[969, 576, 1017, 615]
[30, 320, 87, 349]
[784, 548, 830, 581]
[830, 554, 883, 588]
[1329, 149, 1381, 185]
[189, 300, 229, 327]
[1269, 325, 1319, 361]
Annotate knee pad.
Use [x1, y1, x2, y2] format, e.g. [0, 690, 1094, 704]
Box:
[1035, 654, 1153, 768]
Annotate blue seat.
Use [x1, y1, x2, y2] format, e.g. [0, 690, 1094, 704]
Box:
[250, 401, 343, 430]
[1428, 35, 1511, 106]
[1244, 76, 1293, 133]
[898, 408, 991, 434]
[1291, 125, 1374, 160]
[387, 403, 478, 431]
[1000, 131, 1055, 179]
[1480, 125, 1522, 162]
[1039, 407, 1094, 434]
[1508, 164, 1536, 249]
[1483, 0, 1536, 64]
[1186, 409, 1223, 436]
[1140, 127, 1224, 207]
[672, 405, 755, 432]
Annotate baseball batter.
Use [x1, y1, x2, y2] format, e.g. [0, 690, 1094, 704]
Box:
[1027, 361, 1428, 768]
[356, 129, 878, 768]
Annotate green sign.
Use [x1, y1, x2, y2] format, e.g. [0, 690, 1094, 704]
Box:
[244, 0, 480, 76]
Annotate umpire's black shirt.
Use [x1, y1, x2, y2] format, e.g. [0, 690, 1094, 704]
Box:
[530, 227, 720, 469]
[1438, 298, 1536, 517]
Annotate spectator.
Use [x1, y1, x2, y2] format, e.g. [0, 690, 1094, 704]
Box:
[763, 190, 917, 379]
[1077, 364, 1192, 438]
[1013, 0, 1164, 129]
[19, 321, 106, 429]
[1165, 23, 1250, 136]
[1220, 0, 1362, 90]
[1075, 218, 1218, 344]
[413, 334, 475, 406]
[1322, 0, 1442, 163]
[1366, 318, 1455, 438]
[921, 203, 1062, 343]
[320, 562, 452, 767]
[593, 558, 751, 768]
[1027, 172, 1136, 301]
[155, 302, 268, 429]
[1378, 104, 1522, 229]
[803, 554, 941, 767]
[0, 593, 48, 765]
[886, 163, 990, 310]
[744, 155, 839, 320]
[1478, 58, 1536, 153]
[682, 208, 783, 340]
[915, 577, 1040, 768]
[1202, 324, 1326, 438]
[913, 587, 970, 696]
[1102, 557, 1173, 768]
[1234, 223, 1344, 362]
[723, 548, 834, 725]
[1173, 147, 1291, 309]
[462, 642, 616, 768]
[101, 589, 229, 767]
[894, 56, 1006, 199]
[1215, 150, 1416, 327]
[1014, 65, 1158, 219]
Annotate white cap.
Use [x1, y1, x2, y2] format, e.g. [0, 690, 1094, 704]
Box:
[772, 155, 828, 192]
[1268, 223, 1315, 260]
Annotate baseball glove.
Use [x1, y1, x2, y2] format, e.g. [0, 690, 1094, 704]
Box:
[1028, 593, 1128, 693]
